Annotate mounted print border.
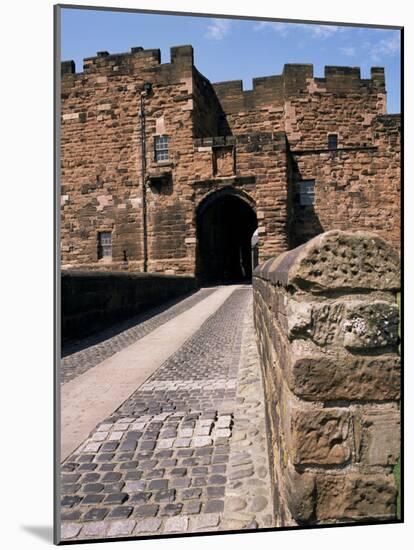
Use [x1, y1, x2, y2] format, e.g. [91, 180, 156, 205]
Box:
[54, 3, 403, 544]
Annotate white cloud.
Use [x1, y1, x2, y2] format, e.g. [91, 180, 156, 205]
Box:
[340, 46, 356, 57]
[303, 24, 343, 39]
[253, 21, 344, 40]
[368, 34, 400, 62]
[253, 21, 290, 37]
[205, 19, 231, 40]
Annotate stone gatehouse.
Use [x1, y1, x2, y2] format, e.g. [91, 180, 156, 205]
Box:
[60, 44, 400, 284]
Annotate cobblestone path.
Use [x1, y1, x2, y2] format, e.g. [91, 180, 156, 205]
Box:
[61, 288, 217, 384]
[60, 286, 275, 541]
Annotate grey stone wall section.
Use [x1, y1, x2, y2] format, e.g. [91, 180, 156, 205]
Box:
[62, 271, 196, 341]
[253, 230, 400, 526]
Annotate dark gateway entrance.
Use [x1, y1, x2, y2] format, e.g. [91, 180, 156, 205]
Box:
[196, 190, 257, 285]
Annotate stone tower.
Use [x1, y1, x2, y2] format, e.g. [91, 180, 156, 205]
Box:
[60, 45, 400, 283]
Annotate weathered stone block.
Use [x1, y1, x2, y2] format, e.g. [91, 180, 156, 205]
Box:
[62, 112, 80, 121]
[310, 302, 344, 346]
[286, 300, 312, 338]
[258, 231, 400, 292]
[287, 299, 345, 346]
[358, 405, 400, 466]
[97, 103, 112, 111]
[291, 408, 351, 465]
[290, 354, 400, 402]
[316, 473, 397, 521]
[342, 300, 399, 349]
[284, 463, 315, 524]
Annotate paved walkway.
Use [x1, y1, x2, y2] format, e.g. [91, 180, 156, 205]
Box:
[61, 286, 237, 461]
[60, 286, 275, 541]
[61, 288, 217, 384]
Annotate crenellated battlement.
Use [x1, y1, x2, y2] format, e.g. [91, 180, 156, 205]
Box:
[61, 44, 194, 78]
[61, 46, 386, 120]
[282, 64, 313, 95]
[213, 77, 284, 112]
[314, 65, 385, 91]
[212, 63, 386, 113]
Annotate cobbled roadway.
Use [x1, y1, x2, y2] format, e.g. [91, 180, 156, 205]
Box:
[60, 287, 275, 541]
[61, 288, 217, 384]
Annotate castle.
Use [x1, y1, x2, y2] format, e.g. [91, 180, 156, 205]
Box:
[60, 45, 400, 284]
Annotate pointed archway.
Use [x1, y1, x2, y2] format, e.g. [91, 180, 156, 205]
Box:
[196, 188, 257, 285]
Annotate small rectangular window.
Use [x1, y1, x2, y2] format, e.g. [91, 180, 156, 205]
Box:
[328, 134, 338, 150]
[154, 135, 169, 162]
[98, 231, 112, 259]
[299, 180, 315, 206]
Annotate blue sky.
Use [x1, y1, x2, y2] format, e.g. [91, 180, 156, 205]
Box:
[60, 8, 401, 113]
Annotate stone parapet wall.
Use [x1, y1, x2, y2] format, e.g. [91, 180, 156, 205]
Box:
[253, 230, 400, 525]
[61, 270, 196, 341]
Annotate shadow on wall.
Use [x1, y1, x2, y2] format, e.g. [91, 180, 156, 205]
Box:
[148, 176, 173, 196]
[218, 112, 232, 137]
[61, 272, 196, 343]
[61, 287, 199, 356]
[289, 156, 324, 248]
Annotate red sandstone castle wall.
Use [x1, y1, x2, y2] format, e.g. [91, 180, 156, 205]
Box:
[61, 46, 292, 275]
[190, 132, 290, 263]
[60, 45, 400, 276]
[290, 115, 400, 249]
[283, 66, 386, 149]
[212, 65, 386, 147]
[212, 64, 399, 253]
[61, 46, 201, 274]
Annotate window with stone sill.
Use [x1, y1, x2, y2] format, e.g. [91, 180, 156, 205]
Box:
[298, 180, 315, 206]
[97, 231, 112, 259]
[154, 135, 169, 162]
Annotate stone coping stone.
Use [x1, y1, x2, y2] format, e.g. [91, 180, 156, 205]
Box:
[254, 230, 399, 292]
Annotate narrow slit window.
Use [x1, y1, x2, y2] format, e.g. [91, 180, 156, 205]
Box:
[154, 135, 169, 162]
[328, 134, 338, 150]
[98, 231, 112, 259]
[299, 180, 315, 206]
